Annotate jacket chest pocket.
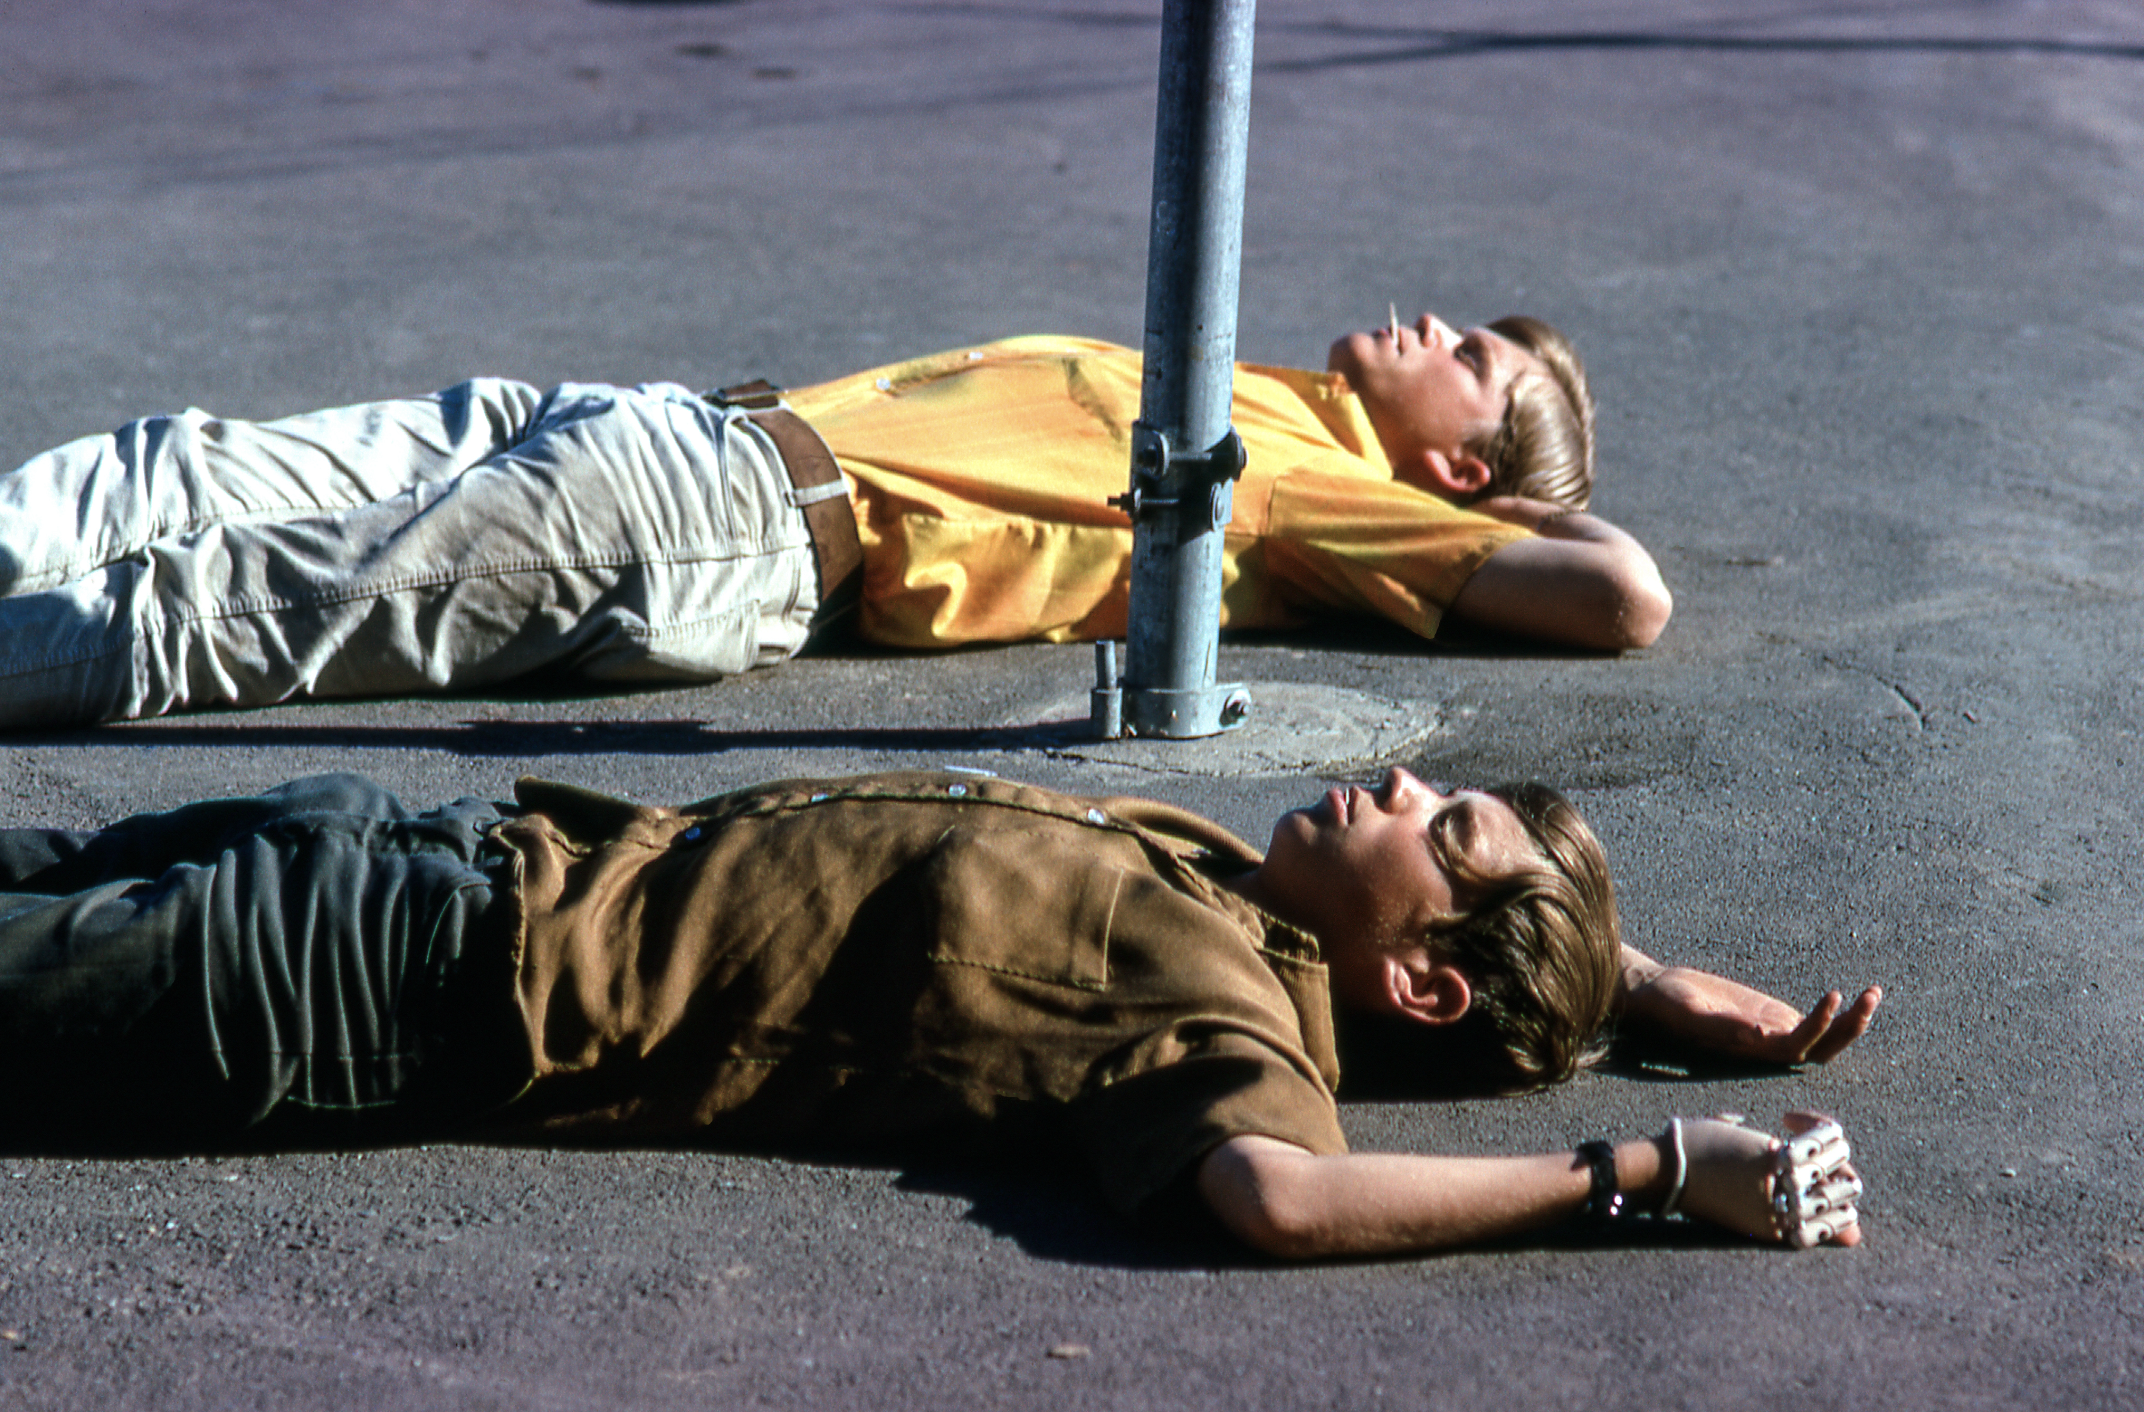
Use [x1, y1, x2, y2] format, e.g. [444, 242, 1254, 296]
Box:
[919, 828, 1119, 991]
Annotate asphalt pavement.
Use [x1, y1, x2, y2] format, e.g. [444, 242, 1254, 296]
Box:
[4, 1, 2143, 1407]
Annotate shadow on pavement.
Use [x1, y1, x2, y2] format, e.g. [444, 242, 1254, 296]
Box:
[3, 718, 1096, 757]
[1266, 25, 2144, 73]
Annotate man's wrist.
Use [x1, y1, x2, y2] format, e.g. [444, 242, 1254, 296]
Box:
[1574, 1135, 1673, 1221]
[1576, 1140, 1623, 1220]
[1532, 507, 1602, 538]
[1614, 1134, 1673, 1212]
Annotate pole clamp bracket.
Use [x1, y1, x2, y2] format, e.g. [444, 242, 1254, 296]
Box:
[1108, 423, 1246, 526]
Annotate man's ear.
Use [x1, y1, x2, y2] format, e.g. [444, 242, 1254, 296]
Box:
[1384, 952, 1473, 1028]
[1415, 449, 1495, 500]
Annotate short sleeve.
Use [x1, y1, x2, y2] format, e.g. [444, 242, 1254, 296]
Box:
[1259, 472, 1530, 637]
[1065, 1035, 1348, 1214]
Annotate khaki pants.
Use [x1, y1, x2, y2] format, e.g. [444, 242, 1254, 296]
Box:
[0, 379, 821, 727]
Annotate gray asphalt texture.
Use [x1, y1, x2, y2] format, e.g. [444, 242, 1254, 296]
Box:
[4, 1, 2142, 1406]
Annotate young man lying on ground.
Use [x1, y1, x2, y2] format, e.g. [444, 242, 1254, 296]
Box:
[0, 764, 1874, 1257]
[0, 313, 1672, 729]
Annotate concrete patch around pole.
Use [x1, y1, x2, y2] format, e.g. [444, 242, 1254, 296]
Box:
[1008, 681, 1443, 778]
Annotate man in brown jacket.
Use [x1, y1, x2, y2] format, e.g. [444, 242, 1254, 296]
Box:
[0, 766, 1874, 1257]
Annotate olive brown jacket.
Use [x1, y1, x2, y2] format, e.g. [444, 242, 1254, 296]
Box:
[484, 771, 1347, 1211]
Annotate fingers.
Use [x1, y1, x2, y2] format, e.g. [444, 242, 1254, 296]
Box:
[1673, 1112, 1870, 1249]
[1780, 1119, 1850, 1179]
[1780, 990, 1844, 1061]
[1771, 1117, 1864, 1249]
[1781, 1109, 1842, 1139]
[1803, 985, 1882, 1064]
[1779, 1169, 1862, 1222]
[1785, 1203, 1861, 1249]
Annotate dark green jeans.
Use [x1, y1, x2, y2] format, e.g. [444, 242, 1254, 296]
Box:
[0, 773, 526, 1149]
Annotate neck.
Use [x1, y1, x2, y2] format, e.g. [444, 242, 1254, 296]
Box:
[1220, 865, 1396, 1013]
[1217, 862, 1323, 943]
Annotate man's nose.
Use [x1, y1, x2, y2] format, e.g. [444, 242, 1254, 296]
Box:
[1419, 314, 1457, 348]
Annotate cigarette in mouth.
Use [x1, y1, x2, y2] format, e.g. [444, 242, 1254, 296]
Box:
[1388, 303, 1400, 340]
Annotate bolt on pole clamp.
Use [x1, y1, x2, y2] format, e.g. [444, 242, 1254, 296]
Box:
[1108, 424, 1246, 525]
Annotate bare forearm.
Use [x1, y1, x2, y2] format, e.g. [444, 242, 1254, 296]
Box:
[1448, 505, 1673, 650]
[1618, 942, 1664, 999]
[1473, 498, 1647, 550]
[1614, 944, 1884, 1065]
[1199, 1135, 1667, 1259]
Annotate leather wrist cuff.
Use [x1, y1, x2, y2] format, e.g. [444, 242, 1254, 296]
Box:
[1577, 1140, 1625, 1222]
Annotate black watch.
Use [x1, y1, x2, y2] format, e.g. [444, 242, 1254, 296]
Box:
[1577, 1140, 1626, 1222]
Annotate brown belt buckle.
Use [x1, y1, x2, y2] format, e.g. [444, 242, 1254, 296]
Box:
[706, 379, 862, 615]
[707, 378, 786, 412]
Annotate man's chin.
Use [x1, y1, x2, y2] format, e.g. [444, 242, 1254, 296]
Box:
[1326, 332, 1371, 379]
[1266, 808, 1319, 854]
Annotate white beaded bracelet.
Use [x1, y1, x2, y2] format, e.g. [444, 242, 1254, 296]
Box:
[1659, 1117, 1689, 1217]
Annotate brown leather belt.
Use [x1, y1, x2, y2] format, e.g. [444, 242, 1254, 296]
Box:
[707, 379, 862, 618]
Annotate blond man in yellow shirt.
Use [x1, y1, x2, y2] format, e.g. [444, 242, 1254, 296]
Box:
[0, 313, 1671, 726]
[796, 314, 1669, 657]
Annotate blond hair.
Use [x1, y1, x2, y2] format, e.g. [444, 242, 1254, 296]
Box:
[1466, 316, 1596, 511]
[1421, 782, 1621, 1087]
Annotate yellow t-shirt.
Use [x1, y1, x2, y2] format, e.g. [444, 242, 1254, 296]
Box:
[786, 336, 1529, 649]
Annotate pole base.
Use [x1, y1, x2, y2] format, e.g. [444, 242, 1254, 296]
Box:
[1119, 683, 1252, 739]
[1091, 642, 1252, 739]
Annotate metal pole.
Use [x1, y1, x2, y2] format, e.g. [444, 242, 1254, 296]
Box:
[1092, 0, 1256, 740]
